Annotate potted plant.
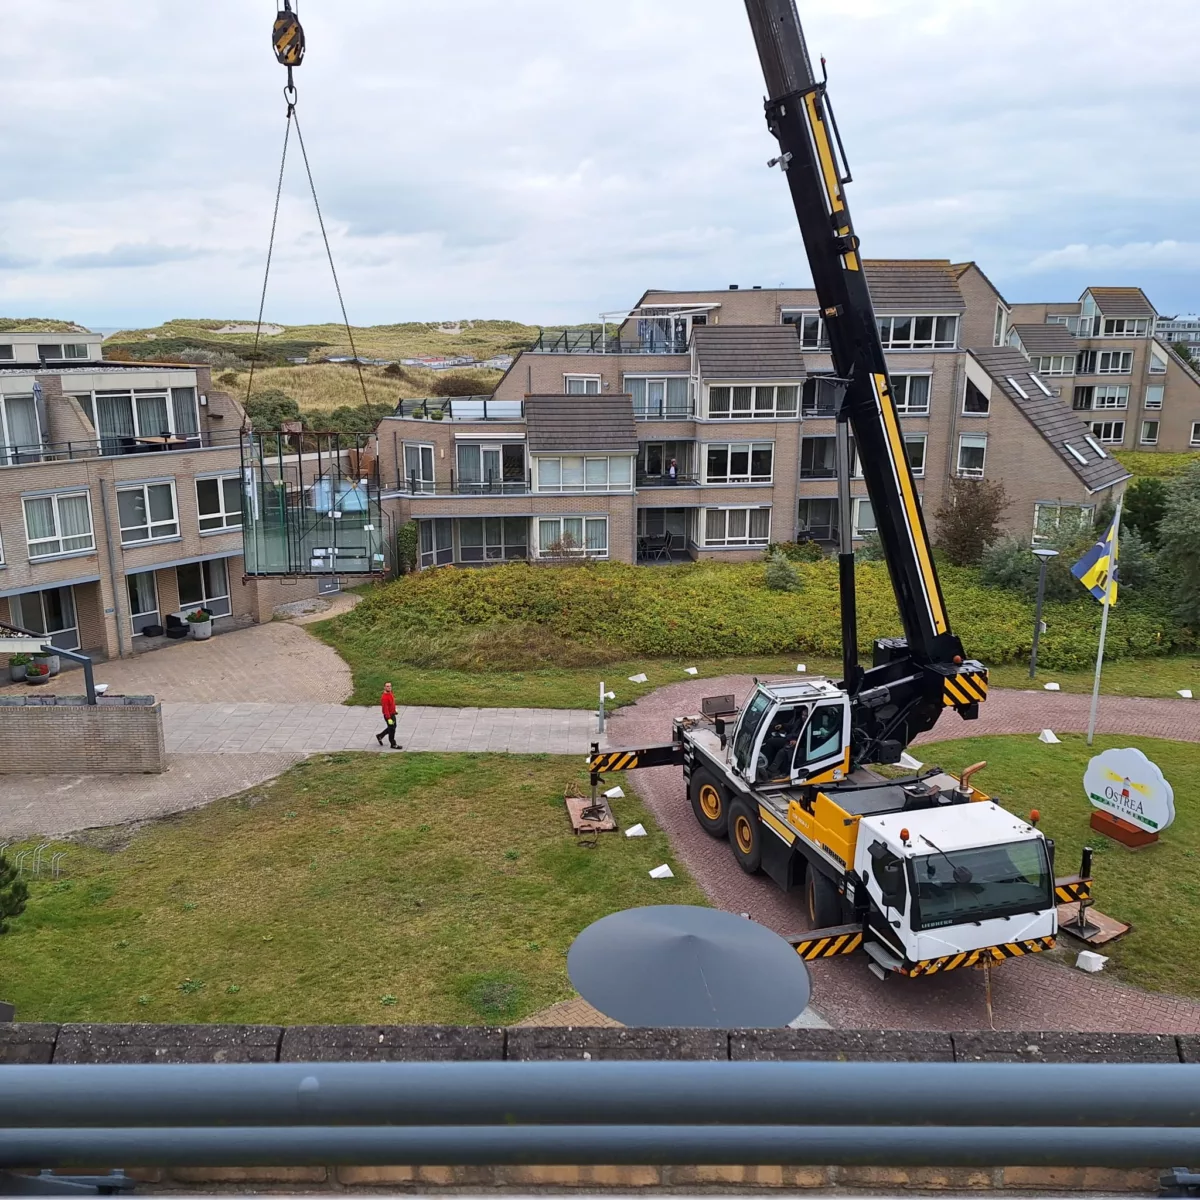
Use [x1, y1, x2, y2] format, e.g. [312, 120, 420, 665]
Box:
[25, 662, 50, 685]
[430, 408, 445, 421]
[32, 650, 59, 677]
[186, 609, 214, 640]
[8, 654, 30, 683]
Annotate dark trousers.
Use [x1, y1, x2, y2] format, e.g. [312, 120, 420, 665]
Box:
[379, 716, 397, 747]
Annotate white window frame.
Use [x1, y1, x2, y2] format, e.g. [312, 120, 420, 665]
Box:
[403, 442, 435, 493]
[536, 516, 608, 558]
[456, 516, 529, 563]
[1090, 420, 1126, 445]
[963, 380, 990, 416]
[117, 481, 179, 546]
[127, 569, 161, 636]
[957, 433, 987, 478]
[702, 506, 771, 548]
[196, 474, 243, 533]
[1144, 385, 1164, 410]
[23, 491, 95, 559]
[702, 441, 774, 484]
[37, 343, 89, 361]
[852, 497, 877, 538]
[0, 391, 44, 461]
[534, 455, 633, 493]
[564, 374, 601, 395]
[905, 433, 927, 478]
[86, 387, 201, 451]
[1191, 422, 1200, 448]
[993, 304, 1006, 347]
[891, 374, 931, 415]
[1099, 317, 1150, 338]
[1033, 354, 1075, 376]
[781, 310, 829, 350]
[1139, 420, 1160, 445]
[10, 585, 79, 650]
[705, 384, 799, 420]
[624, 375, 691, 419]
[177, 557, 232, 618]
[1033, 502, 1095, 546]
[1093, 385, 1129, 410]
[1097, 350, 1133, 375]
[1149, 346, 1168, 375]
[877, 314, 959, 350]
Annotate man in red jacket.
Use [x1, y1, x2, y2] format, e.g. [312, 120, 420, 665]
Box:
[375, 682, 401, 749]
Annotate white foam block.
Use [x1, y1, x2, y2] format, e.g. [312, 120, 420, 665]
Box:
[649, 864, 674, 879]
[1076, 950, 1108, 973]
[628, 673, 648, 684]
[603, 785, 624, 799]
[604, 691, 615, 700]
[898, 751, 924, 771]
[1038, 729, 1061, 744]
[94, 683, 109, 695]
[1179, 689, 1194, 699]
[684, 667, 698, 675]
[625, 823, 647, 838]
[796, 663, 807, 672]
[1043, 682, 1061, 691]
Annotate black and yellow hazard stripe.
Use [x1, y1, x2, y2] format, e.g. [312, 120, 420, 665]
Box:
[272, 13, 305, 66]
[903, 935, 1055, 976]
[1055, 880, 1092, 904]
[942, 670, 989, 708]
[588, 750, 639, 773]
[793, 929, 863, 961]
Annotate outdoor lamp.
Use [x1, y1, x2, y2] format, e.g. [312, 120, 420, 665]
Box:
[1029, 547, 1060, 679]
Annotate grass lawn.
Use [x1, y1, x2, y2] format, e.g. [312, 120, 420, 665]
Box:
[985, 654, 1200, 700]
[917, 733, 1199, 999]
[0, 754, 703, 1025]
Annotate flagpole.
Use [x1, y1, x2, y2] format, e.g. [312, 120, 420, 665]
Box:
[1086, 498, 1122, 746]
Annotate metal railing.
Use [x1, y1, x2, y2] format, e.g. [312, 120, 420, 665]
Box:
[395, 397, 524, 421]
[634, 403, 697, 420]
[531, 329, 692, 356]
[396, 471, 531, 496]
[636, 471, 700, 487]
[2, 1061, 1199, 1168]
[0, 429, 239, 467]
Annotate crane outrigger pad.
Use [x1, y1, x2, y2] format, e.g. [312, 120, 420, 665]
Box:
[789, 924, 864, 960]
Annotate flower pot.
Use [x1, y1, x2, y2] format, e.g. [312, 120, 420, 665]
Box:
[25, 671, 49, 686]
[189, 620, 213, 640]
[9, 664, 27, 683]
[32, 653, 59, 677]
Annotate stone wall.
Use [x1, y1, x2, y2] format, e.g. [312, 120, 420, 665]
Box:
[1, 1024, 1193, 1193]
[0, 696, 164, 774]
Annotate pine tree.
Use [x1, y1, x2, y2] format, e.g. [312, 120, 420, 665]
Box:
[0, 852, 28, 936]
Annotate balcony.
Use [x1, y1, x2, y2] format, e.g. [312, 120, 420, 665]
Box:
[530, 329, 692, 356]
[0, 429, 239, 468]
[395, 472, 531, 497]
[395, 396, 524, 422]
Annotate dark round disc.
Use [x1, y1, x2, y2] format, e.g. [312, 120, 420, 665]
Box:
[567, 905, 812, 1028]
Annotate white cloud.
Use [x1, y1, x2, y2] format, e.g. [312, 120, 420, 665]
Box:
[0, 0, 1197, 326]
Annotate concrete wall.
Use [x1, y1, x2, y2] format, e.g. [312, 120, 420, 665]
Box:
[0, 1024, 1190, 1193]
[0, 698, 164, 774]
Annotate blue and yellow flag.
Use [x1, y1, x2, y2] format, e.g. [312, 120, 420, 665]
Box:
[1071, 513, 1119, 606]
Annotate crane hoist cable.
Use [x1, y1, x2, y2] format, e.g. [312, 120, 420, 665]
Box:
[243, 2, 376, 435]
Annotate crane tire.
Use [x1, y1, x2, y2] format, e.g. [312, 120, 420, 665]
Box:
[689, 769, 729, 838]
[728, 798, 762, 875]
[807, 868, 842, 927]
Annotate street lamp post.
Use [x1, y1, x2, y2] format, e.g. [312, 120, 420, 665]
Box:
[1029, 547, 1060, 679]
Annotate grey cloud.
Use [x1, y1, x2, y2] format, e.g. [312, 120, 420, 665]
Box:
[56, 244, 206, 270]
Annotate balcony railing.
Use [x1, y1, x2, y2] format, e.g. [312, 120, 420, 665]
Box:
[396, 471, 531, 496]
[0, 429, 239, 468]
[800, 464, 838, 480]
[636, 471, 700, 487]
[395, 397, 524, 421]
[633, 403, 696, 421]
[531, 329, 691, 356]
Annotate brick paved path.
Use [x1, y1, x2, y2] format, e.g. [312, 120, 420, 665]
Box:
[608, 675, 1200, 1034]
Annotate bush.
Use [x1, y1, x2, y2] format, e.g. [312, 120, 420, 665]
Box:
[855, 532, 885, 562]
[934, 478, 1011, 566]
[217, 371, 240, 387]
[0, 851, 28, 935]
[245, 388, 301, 429]
[428, 369, 499, 397]
[397, 521, 419, 575]
[1159, 463, 1200, 627]
[1124, 477, 1169, 547]
[767, 540, 824, 562]
[764, 550, 803, 592]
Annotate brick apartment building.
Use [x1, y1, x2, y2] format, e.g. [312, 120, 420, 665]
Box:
[380, 260, 1149, 566]
[0, 332, 319, 660]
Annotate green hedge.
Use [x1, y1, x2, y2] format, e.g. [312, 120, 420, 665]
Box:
[329, 561, 1186, 672]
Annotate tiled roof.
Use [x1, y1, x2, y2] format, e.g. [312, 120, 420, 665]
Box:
[968, 347, 1129, 494]
[525, 394, 637, 454]
[862, 260, 965, 313]
[1086, 287, 1157, 319]
[692, 325, 806, 380]
[1010, 323, 1078, 355]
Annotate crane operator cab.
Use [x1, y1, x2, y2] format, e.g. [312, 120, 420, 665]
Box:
[729, 680, 852, 788]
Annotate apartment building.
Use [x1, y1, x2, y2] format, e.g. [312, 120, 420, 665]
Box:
[1155, 314, 1200, 362]
[0, 335, 319, 660]
[1009, 288, 1200, 453]
[378, 261, 1129, 565]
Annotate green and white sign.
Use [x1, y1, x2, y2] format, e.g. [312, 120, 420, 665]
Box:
[1083, 747, 1176, 834]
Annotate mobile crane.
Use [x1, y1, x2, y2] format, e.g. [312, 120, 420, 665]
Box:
[587, 0, 1092, 978]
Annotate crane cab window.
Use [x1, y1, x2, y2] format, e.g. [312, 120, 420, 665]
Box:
[732, 690, 773, 778]
[793, 703, 844, 770]
[758, 706, 808, 780]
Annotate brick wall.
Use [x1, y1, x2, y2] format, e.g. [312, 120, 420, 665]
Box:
[0, 699, 164, 774]
[0, 1024, 1188, 1193]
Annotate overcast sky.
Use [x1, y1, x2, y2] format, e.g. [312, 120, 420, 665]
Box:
[2, 0, 1198, 329]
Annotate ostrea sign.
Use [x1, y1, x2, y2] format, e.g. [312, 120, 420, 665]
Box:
[1083, 747, 1176, 835]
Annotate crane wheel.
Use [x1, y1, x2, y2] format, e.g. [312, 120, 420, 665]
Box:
[807, 868, 842, 927]
[689, 769, 728, 838]
[728, 799, 762, 875]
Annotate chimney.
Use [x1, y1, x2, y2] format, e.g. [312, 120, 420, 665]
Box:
[729, 284, 739, 290]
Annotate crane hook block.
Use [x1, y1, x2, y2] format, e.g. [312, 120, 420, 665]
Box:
[272, 10, 306, 68]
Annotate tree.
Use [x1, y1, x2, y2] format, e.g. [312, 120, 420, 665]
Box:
[1171, 340, 1195, 368]
[1158, 462, 1200, 627]
[0, 852, 28, 936]
[764, 549, 803, 592]
[933, 478, 1011, 566]
[1123, 477, 1169, 548]
[244, 388, 301, 430]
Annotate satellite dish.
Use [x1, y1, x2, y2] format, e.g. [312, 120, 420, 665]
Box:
[567, 905, 811, 1028]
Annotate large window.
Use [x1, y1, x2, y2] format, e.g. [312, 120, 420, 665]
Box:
[177, 558, 231, 617]
[82, 387, 201, 455]
[37, 343, 89, 361]
[0, 345, 12, 360]
[1090, 420, 1125, 444]
[877, 315, 958, 350]
[1073, 385, 1128, 411]
[127, 570, 160, 635]
[196, 475, 243, 532]
[419, 518, 454, 568]
[957, 433, 987, 478]
[565, 375, 600, 395]
[1033, 503, 1093, 546]
[535, 455, 632, 492]
[891, 375, 930, 414]
[1096, 350, 1133, 375]
[403, 443, 435, 492]
[963, 380, 990, 415]
[782, 311, 829, 351]
[638, 441, 693, 483]
[703, 442, 773, 484]
[905, 434, 927, 478]
[706, 385, 798, 419]
[457, 442, 526, 493]
[853, 498, 877, 538]
[1144, 385, 1164, 410]
[0, 392, 41, 464]
[801, 376, 838, 417]
[458, 517, 528, 562]
[703, 507, 770, 547]
[1100, 317, 1150, 338]
[1140, 420, 1159, 445]
[625, 376, 690, 418]
[23, 491, 94, 558]
[537, 516, 608, 558]
[800, 436, 837, 479]
[1031, 354, 1074, 376]
[1149, 346, 1168, 375]
[118, 482, 178, 544]
[10, 586, 79, 650]
[798, 498, 838, 542]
